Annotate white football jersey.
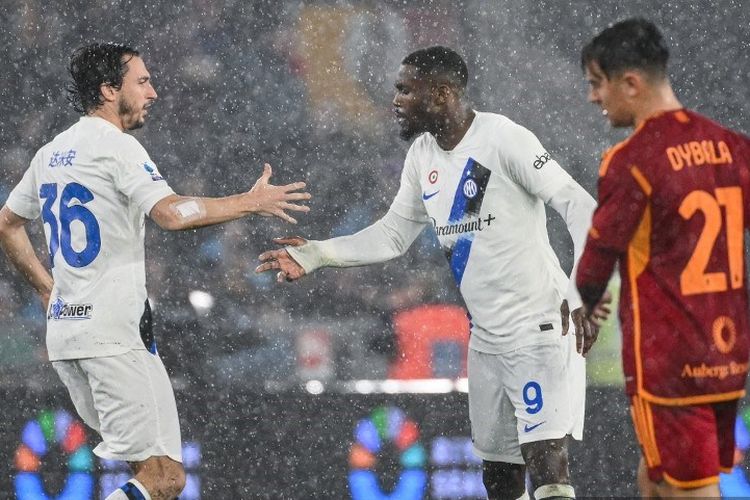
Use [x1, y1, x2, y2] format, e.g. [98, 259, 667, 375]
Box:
[390, 111, 573, 354]
[6, 116, 174, 360]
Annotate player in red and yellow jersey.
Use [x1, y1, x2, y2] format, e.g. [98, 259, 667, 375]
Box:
[576, 18, 750, 498]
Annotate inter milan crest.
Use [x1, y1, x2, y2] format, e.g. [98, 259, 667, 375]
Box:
[463, 178, 478, 199]
[428, 170, 439, 184]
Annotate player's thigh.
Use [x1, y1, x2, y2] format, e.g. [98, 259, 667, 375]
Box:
[79, 350, 182, 463]
[630, 396, 728, 490]
[501, 341, 576, 446]
[52, 359, 101, 433]
[467, 349, 523, 464]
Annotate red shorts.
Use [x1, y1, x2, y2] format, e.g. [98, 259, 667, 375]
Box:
[630, 396, 738, 489]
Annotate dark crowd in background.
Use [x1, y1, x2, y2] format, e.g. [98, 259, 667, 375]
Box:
[0, 0, 747, 390]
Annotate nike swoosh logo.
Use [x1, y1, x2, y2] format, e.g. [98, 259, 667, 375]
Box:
[422, 191, 440, 200]
[523, 421, 546, 433]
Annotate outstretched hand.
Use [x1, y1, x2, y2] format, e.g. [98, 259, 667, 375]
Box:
[255, 237, 308, 282]
[248, 164, 311, 224]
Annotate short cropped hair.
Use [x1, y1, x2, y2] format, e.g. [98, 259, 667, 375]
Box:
[402, 46, 468, 90]
[581, 18, 669, 79]
[66, 42, 139, 114]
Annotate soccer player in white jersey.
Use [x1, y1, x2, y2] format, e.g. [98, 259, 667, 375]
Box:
[0, 43, 310, 500]
[257, 46, 604, 500]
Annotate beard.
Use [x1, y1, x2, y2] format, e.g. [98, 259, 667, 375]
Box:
[607, 113, 634, 128]
[118, 97, 146, 130]
[399, 125, 419, 141]
[397, 117, 426, 141]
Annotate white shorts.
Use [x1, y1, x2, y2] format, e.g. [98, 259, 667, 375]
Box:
[468, 333, 585, 464]
[52, 349, 182, 463]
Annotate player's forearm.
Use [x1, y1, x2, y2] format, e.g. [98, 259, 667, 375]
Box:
[575, 240, 618, 311]
[548, 180, 597, 309]
[150, 193, 256, 231]
[287, 210, 426, 273]
[0, 225, 53, 296]
[548, 180, 596, 261]
[180, 194, 253, 229]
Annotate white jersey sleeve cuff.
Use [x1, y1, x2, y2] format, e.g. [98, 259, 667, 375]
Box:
[286, 240, 329, 274]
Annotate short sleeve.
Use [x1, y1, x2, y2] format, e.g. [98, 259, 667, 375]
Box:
[388, 146, 430, 223]
[501, 121, 572, 201]
[111, 135, 175, 215]
[5, 153, 42, 220]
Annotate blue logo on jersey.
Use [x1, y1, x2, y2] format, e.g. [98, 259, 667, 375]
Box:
[48, 150, 77, 168]
[523, 421, 546, 433]
[143, 162, 164, 181]
[48, 297, 93, 321]
[49, 297, 65, 319]
[462, 178, 478, 199]
[443, 158, 492, 286]
[422, 190, 440, 201]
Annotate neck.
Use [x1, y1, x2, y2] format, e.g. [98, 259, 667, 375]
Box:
[90, 107, 124, 131]
[633, 83, 682, 128]
[434, 106, 475, 150]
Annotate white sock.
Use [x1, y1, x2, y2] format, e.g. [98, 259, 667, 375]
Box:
[534, 483, 575, 499]
[104, 478, 152, 500]
[515, 491, 530, 500]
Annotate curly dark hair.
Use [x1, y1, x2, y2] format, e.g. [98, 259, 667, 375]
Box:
[66, 42, 139, 114]
[401, 46, 468, 91]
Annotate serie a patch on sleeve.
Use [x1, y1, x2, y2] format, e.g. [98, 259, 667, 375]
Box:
[142, 161, 164, 181]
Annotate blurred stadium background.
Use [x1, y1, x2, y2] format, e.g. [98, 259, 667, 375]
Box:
[0, 0, 748, 498]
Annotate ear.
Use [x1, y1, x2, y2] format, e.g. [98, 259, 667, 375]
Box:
[619, 70, 644, 98]
[99, 83, 118, 103]
[432, 83, 452, 106]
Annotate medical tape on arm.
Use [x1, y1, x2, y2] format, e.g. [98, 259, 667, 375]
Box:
[169, 198, 207, 224]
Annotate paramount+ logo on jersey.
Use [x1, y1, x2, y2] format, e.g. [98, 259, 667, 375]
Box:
[431, 213, 496, 236]
[48, 296, 93, 321]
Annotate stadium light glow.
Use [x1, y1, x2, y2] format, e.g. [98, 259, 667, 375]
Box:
[339, 378, 468, 394]
[188, 290, 214, 315]
[305, 380, 325, 394]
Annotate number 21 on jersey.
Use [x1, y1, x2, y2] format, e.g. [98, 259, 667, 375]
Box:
[40, 182, 101, 268]
[679, 186, 743, 295]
